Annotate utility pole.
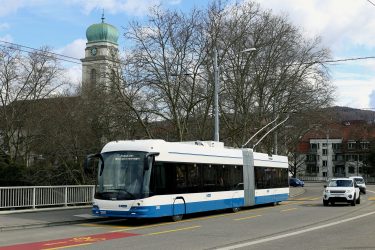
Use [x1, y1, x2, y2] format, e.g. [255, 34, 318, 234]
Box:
[273, 102, 278, 154]
[214, 48, 219, 142]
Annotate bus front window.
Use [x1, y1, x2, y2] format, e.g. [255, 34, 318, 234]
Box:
[95, 151, 147, 200]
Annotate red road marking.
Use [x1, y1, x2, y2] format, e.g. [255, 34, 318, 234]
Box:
[0, 232, 139, 250]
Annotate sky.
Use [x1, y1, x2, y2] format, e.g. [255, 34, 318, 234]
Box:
[0, 0, 375, 110]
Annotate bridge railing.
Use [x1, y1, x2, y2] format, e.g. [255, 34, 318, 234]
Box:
[300, 176, 375, 183]
[0, 185, 95, 210]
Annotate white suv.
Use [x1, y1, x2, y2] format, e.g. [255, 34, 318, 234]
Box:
[349, 176, 366, 194]
[323, 178, 360, 206]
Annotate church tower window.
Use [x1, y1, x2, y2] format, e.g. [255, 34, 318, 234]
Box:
[91, 69, 97, 85]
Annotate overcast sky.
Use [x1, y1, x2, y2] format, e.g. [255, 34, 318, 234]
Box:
[0, 0, 374, 110]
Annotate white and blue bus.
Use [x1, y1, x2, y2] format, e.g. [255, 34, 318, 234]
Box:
[85, 139, 289, 221]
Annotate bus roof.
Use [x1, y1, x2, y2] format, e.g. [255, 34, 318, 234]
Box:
[101, 140, 288, 167]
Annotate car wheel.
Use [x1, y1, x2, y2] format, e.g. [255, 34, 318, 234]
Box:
[323, 200, 329, 206]
[351, 195, 356, 206]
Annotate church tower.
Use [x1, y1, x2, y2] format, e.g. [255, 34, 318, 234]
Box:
[81, 14, 119, 93]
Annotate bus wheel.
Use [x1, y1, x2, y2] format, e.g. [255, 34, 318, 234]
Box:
[232, 207, 241, 213]
[172, 214, 183, 222]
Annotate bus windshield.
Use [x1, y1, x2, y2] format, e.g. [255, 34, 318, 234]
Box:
[95, 151, 147, 200]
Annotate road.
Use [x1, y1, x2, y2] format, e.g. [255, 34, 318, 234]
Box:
[0, 183, 374, 250]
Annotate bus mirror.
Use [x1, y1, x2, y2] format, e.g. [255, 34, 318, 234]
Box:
[84, 154, 95, 174]
[84, 153, 103, 175]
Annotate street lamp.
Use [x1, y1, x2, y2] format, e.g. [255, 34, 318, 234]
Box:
[213, 47, 256, 142]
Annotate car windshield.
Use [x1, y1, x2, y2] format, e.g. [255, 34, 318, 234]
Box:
[354, 178, 364, 184]
[328, 179, 353, 187]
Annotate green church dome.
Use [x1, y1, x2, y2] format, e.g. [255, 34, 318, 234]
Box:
[86, 19, 119, 44]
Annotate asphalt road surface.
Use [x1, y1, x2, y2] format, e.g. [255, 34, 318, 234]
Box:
[0, 182, 374, 250]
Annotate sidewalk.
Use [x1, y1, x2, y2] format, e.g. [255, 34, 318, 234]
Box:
[0, 187, 305, 232]
[0, 207, 107, 232]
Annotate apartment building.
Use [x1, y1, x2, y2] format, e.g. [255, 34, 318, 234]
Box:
[298, 120, 375, 179]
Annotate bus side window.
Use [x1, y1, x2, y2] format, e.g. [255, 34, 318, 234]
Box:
[176, 164, 188, 193]
[150, 162, 166, 195]
[187, 164, 200, 193]
[203, 165, 217, 192]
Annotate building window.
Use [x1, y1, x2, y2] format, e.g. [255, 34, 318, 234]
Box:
[306, 165, 319, 173]
[323, 160, 327, 167]
[307, 155, 317, 161]
[323, 172, 327, 177]
[348, 166, 355, 174]
[322, 143, 327, 148]
[361, 141, 369, 150]
[311, 143, 319, 150]
[346, 154, 358, 162]
[335, 154, 343, 161]
[322, 149, 328, 156]
[332, 143, 341, 150]
[91, 69, 97, 84]
[347, 141, 356, 150]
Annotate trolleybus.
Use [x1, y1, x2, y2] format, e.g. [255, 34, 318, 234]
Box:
[85, 139, 289, 221]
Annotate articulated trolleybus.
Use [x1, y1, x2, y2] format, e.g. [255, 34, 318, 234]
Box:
[86, 140, 289, 221]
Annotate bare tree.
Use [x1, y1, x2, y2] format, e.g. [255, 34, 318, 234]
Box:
[0, 46, 65, 163]
[208, 1, 333, 150]
[106, 1, 334, 150]
[122, 7, 211, 141]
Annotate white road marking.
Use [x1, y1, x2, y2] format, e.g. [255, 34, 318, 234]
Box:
[216, 211, 375, 250]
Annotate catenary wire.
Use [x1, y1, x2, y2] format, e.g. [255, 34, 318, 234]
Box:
[0, 44, 81, 65]
[0, 40, 81, 61]
[2, 40, 375, 66]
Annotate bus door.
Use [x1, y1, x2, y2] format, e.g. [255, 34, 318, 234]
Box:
[172, 196, 186, 218]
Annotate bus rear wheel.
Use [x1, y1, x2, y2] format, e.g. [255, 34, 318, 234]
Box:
[232, 207, 241, 213]
[172, 214, 183, 222]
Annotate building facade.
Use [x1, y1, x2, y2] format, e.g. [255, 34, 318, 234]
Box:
[299, 120, 375, 180]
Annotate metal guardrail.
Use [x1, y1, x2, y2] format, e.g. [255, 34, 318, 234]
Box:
[0, 185, 95, 210]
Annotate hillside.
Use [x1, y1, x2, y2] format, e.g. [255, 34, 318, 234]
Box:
[327, 106, 375, 123]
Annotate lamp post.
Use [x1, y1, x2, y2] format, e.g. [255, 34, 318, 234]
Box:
[213, 47, 256, 142]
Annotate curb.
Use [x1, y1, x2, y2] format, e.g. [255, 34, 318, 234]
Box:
[0, 205, 91, 215]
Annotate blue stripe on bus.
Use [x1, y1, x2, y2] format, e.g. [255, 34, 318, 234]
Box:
[92, 193, 289, 218]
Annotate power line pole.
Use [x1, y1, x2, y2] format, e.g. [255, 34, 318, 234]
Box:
[214, 48, 219, 142]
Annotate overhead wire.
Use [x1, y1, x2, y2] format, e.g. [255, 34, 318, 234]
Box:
[2, 40, 375, 66]
[366, 0, 375, 7]
[0, 44, 81, 65]
[0, 40, 82, 65]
